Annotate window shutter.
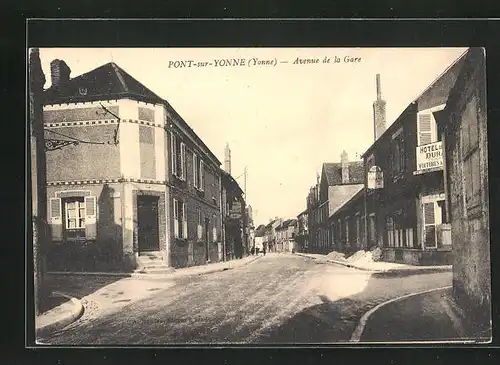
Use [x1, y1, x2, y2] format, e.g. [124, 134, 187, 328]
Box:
[171, 133, 177, 176]
[49, 198, 63, 241]
[423, 202, 435, 225]
[84, 196, 97, 240]
[182, 203, 187, 239]
[418, 113, 433, 146]
[193, 154, 198, 188]
[173, 199, 179, 238]
[180, 142, 186, 180]
[199, 160, 205, 191]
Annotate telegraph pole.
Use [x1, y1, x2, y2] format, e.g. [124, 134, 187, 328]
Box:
[244, 166, 247, 201]
[30, 48, 48, 316]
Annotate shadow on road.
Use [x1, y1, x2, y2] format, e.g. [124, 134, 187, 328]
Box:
[41, 257, 458, 345]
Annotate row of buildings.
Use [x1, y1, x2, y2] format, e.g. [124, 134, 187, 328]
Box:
[39, 57, 253, 272]
[295, 48, 490, 327]
[254, 217, 298, 253]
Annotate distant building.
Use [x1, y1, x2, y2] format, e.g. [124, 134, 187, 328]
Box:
[221, 169, 247, 260]
[307, 152, 364, 254]
[296, 209, 308, 253]
[437, 48, 490, 332]
[254, 224, 266, 252]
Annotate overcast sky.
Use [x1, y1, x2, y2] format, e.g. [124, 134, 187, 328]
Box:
[38, 47, 467, 226]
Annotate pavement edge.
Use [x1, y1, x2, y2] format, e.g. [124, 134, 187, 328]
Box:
[36, 291, 84, 339]
[293, 252, 451, 276]
[349, 285, 453, 343]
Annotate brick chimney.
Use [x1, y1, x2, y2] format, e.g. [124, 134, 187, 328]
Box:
[50, 59, 71, 88]
[341, 150, 349, 184]
[373, 74, 387, 141]
[224, 142, 231, 175]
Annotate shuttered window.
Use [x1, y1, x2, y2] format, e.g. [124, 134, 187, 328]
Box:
[193, 154, 198, 188]
[181, 202, 187, 239]
[197, 210, 203, 240]
[49, 198, 63, 241]
[423, 202, 436, 248]
[173, 199, 179, 238]
[199, 160, 205, 191]
[65, 199, 85, 229]
[171, 133, 177, 176]
[212, 214, 217, 241]
[180, 142, 186, 180]
[417, 113, 436, 146]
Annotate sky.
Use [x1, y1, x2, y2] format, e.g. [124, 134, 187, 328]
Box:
[38, 47, 467, 226]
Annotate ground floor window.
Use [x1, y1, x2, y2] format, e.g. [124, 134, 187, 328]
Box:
[422, 197, 446, 249]
[64, 198, 86, 240]
[386, 211, 415, 249]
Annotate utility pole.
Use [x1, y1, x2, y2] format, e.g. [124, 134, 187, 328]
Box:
[244, 166, 247, 201]
[30, 48, 48, 316]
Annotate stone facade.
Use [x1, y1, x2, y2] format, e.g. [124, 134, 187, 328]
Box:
[438, 48, 490, 328]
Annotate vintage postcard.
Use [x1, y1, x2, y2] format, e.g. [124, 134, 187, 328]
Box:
[29, 46, 491, 345]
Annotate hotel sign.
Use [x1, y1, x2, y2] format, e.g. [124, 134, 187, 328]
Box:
[415, 141, 443, 173]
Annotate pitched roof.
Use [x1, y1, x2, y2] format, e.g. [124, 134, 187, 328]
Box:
[323, 161, 364, 186]
[221, 169, 244, 196]
[43, 61, 222, 167]
[44, 62, 163, 105]
[328, 184, 364, 217]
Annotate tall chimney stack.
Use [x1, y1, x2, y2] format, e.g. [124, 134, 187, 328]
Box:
[373, 74, 387, 141]
[224, 143, 231, 175]
[341, 150, 349, 184]
[50, 59, 71, 88]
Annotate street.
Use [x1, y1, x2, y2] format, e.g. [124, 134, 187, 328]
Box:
[40, 254, 452, 345]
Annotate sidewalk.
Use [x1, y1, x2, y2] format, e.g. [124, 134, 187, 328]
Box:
[294, 252, 451, 276]
[47, 254, 261, 279]
[357, 287, 492, 343]
[38, 255, 261, 339]
[36, 291, 84, 339]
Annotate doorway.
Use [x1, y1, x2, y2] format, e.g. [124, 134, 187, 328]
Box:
[137, 195, 160, 252]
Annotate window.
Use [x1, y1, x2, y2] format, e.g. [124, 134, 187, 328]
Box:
[170, 134, 186, 180]
[417, 112, 438, 146]
[193, 154, 205, 191]
[423, 202, 436, 248]
[356, 214, 360, 245]
[369, 215, 376, 243]
[345, 217, 350, 244]
[386, 217, 394, 247]
[197, 209, 203, 240]
[65, 198, 85, 230]
[212, 214, 217, 242]
[173, 199, 187, 239]
[461, 95, 481, 210]
[50, 195, 96, 241]
[199, 160, 205, 191]
[171, 133, 177, 176]
[391, 129, 405, 179]
[180, 142, 186, 180]
[193, 154, 199, 188]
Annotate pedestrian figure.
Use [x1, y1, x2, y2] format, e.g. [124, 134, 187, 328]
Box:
[263, 244, 266, 256]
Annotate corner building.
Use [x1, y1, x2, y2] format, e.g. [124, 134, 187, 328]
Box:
[43, 60, 222, 272]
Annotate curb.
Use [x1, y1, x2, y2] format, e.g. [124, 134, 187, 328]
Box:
[349, 285, 452, 342]
[36, 291, 84, 339]
[47, 256, 262, 280]
[294, 253, 452, 276]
